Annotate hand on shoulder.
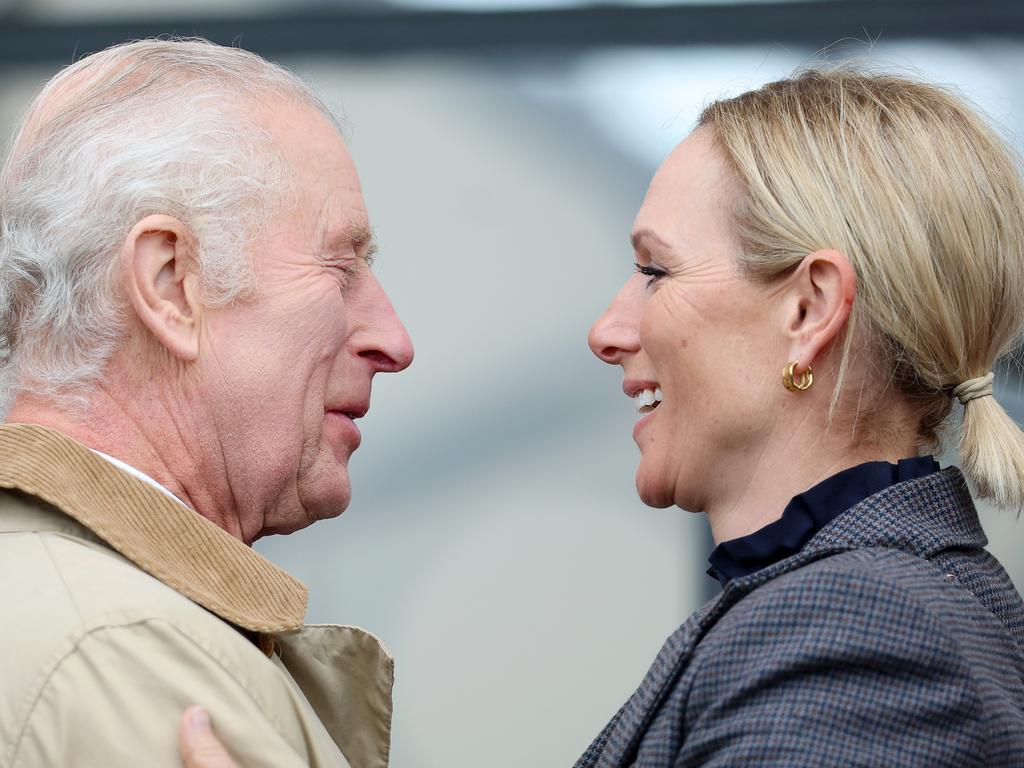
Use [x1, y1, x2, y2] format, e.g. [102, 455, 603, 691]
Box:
[180, 707, 237, 768]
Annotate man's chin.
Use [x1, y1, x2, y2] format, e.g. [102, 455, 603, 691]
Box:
[256, 472, 351, 539]
[306, 489, 350, 524]
[303, 482, 350, 525]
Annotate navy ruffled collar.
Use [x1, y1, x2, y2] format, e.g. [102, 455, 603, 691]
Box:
[707, 456, 941, 588]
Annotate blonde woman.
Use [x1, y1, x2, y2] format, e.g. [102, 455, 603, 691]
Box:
[580, 70, 1024, 766]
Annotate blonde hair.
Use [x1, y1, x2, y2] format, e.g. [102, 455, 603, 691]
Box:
[699, 68, 1024, 509]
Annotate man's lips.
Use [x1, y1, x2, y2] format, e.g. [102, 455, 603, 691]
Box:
[324, 410, 363, 454]
[327, 401, 369, 419]
[325, 397, 369, 448]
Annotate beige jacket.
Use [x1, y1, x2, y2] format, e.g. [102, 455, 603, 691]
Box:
[0, 424, 393, 768]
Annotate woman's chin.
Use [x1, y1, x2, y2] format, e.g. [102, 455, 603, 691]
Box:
[635, 467, 675, 509]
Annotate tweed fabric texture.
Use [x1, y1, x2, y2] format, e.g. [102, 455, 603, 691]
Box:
[575, 469, 1024, 767]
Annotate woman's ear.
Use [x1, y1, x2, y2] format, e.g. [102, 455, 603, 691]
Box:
[122, 215, 202, 361]
[784, 249, 857, 373]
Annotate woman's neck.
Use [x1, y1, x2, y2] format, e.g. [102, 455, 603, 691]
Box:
[704, 413, 920, 545]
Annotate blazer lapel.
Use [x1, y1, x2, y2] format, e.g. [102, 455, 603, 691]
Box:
[593, 596, 722, 767]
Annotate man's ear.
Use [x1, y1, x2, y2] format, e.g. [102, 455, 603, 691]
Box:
[784, 249, 857, 374]
[123, 215, 202, 361]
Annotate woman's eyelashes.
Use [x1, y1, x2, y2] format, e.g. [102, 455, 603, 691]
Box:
[634, 261, 668, 287]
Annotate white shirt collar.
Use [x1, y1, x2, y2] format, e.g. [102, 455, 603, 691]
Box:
[90, 449, 188, 508]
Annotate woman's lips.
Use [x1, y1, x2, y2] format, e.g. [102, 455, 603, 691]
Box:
[632, 406, 657, 443]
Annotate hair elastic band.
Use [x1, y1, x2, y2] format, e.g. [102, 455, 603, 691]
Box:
[953, 372, 994, 405]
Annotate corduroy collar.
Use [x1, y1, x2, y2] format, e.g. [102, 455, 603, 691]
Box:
[0, 423, 308, 633]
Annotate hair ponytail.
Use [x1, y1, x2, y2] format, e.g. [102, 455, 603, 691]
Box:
[958, 380, 1024, 511]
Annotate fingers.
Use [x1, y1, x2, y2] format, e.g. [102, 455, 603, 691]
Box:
[179, 706, 238, 768]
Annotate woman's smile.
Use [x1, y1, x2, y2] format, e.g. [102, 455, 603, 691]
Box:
[591, 130, 788, 513]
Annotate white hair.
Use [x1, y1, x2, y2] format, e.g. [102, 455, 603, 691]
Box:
[0, 37, 342, 413]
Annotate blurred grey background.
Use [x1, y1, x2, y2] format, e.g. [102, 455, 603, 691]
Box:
[2, 1, 1024, 765]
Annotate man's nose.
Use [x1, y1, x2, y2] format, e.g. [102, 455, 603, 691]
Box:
[358, 273, 415, 374]
[588, 276, 643, 366]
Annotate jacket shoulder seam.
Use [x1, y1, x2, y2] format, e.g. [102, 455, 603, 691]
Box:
[37, 533, 88, 625]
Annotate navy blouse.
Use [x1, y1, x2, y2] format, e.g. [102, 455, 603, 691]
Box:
[707, 456, 941, 588]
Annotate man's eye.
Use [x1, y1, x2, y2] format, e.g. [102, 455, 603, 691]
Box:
[327, 261, 360, 280]
[634, 262, 667, 286]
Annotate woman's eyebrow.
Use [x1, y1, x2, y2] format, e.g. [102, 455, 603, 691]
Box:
[630, 228, 672, 254]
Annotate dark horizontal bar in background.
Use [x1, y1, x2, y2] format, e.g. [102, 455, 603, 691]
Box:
[0, 0, 1021, 65]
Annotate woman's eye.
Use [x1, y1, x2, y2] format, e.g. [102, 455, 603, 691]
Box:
[634, 261, 667, 286]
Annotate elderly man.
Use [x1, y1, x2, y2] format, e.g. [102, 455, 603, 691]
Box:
[0, 38, 412, 767]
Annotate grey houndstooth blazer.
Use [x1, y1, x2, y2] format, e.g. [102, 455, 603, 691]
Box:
[575, 468, 1024, 767]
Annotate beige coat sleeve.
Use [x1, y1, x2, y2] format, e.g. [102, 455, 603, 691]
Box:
[10, 618, 351, 768]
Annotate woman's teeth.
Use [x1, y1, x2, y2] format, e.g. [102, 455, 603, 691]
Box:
[634, 387, 663, 413]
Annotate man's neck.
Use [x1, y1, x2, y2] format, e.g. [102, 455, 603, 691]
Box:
[5, 385, 250, 542]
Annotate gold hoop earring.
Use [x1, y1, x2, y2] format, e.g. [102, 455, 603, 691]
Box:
[783, 360, 813, 392]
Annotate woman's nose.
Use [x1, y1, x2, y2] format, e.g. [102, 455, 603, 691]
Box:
[588, 278, 643, 365]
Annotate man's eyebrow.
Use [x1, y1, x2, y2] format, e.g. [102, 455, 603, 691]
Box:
[326, 223, 378, 263]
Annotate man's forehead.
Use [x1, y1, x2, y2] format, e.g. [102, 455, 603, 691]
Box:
[262, 97, 354, 169]
[314, 190, 371, 239]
